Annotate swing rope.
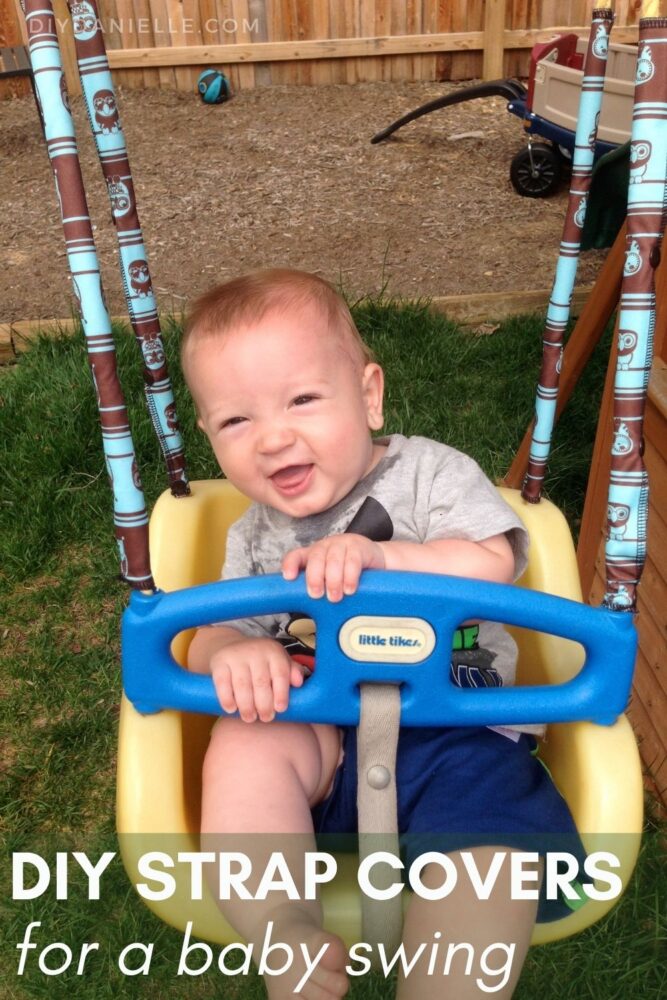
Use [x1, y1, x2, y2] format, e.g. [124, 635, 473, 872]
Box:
[603, 11, 667, 611]
[523, 4, 664, 615]
[522, 8, 614, 503]
[63, 0, 190, 499]
[24, 0, 154, 587]
[22, 0, 192, 587]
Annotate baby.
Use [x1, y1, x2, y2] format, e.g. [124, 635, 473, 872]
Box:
[182, 269, 580, 1000]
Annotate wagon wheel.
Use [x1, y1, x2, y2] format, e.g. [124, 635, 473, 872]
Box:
[510, 143, 562, 198]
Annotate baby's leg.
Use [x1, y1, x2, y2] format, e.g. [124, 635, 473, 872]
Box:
[396, 847, 540, 1000]
[201, 717, 348, 999]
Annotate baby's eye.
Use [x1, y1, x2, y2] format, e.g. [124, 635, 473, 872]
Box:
[292, 394, 318, 406]
[221, 415, 246, 429]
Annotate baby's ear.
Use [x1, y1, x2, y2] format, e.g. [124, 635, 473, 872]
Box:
[363, 363, 384, 430]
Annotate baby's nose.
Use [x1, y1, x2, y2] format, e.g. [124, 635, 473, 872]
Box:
[257, 421, 295, 453]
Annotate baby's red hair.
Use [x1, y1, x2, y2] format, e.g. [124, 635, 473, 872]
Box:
[181, 268, 373, 373]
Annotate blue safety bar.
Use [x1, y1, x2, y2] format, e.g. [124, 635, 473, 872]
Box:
[122, 572, 636, 727]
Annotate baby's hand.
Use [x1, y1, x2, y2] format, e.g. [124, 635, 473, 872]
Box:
[209, 638, 305, 723]
[282, 533, 386, 602]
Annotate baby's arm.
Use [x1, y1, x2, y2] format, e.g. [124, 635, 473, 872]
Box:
[281, 532, 514, 601]
[188, 626, 305, 722]
[380, 533, 514, 582]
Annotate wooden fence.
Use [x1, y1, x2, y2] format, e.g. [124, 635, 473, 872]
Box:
[3, 0, 641, 98]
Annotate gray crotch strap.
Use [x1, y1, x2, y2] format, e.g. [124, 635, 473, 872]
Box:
[356, 682, 402, 957]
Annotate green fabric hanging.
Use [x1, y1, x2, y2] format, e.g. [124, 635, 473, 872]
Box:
[581, 141, 630, 250]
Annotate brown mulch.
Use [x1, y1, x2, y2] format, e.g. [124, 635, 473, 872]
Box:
[1, 80, 607, 324]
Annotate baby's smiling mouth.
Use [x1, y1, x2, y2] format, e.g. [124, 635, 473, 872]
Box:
[270, 464, 314, 494]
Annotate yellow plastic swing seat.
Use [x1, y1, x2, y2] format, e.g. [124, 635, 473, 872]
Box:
[117, 480, 643, 947]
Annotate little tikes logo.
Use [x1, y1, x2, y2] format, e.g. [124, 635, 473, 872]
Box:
[357, 633, 419, 648]
[339, 617, 436, 663]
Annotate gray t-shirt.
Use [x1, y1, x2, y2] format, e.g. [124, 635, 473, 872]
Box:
[221, 434, 529, 689]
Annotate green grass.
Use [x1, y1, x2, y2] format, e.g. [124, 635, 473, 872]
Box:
[1, 301, 664, 1000]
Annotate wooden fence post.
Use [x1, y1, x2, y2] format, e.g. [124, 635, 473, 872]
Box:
[483, 0, 506, 80]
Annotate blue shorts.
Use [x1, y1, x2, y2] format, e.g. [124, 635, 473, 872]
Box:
[312, 726, 588, 922]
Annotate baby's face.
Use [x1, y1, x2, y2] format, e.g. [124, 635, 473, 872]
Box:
[188, 304, 384, 517]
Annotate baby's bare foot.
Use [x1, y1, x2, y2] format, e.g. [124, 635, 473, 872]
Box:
[260, 908, 348, 1000]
